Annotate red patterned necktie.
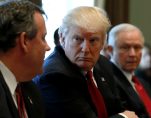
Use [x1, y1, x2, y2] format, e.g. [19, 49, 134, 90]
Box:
[132, 75, 151, 117]
[86, 71, 108, 118]
[16, 84, 27, 118]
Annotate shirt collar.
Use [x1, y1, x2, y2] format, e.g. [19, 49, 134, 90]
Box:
[0, 60, 18, 96]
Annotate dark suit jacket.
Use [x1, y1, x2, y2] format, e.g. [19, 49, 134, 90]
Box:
[111, 63, 150, 118]
[0, 71, 45, 118]
[135, 69, 151, 96]
[33, 46, 125, 118]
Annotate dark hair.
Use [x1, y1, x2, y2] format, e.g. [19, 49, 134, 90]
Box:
[28, 0, 42, 7]
[0, 0, 45, 52]
[54, 28, 60, 46]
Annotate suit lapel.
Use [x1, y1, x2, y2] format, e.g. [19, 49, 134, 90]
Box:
[21, 82, 34, 118]
[111, 63, 148, 110]
[20, 81, 45, 118]
[0, 71, 19, 118]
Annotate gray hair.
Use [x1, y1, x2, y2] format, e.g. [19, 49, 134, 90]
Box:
[108, 23, 144, 47]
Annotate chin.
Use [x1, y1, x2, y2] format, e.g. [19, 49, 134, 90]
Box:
[82, 66, 92, 71]
[125, 69, 134, 73]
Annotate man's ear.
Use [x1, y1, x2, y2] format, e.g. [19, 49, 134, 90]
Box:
[107, 45, 113, 56]
[18, 32, 29, 53]
[60, 33, 65, 48]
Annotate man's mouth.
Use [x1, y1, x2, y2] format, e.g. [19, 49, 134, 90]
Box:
[78, 57, 92, 62]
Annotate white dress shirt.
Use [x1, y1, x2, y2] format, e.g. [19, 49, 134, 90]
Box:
[0, 60, 18, 107]
[0, 60, 28, 118]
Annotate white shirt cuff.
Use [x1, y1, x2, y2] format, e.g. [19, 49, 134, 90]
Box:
[119, 113, 128, 118]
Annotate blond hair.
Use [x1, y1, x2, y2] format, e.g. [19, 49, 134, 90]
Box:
[58, 6, 111, 38]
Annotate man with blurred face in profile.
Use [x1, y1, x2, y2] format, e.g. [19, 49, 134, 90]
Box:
[0, 1, 50, 118]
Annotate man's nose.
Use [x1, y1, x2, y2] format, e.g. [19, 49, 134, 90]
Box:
[46, 43, 51, 51]
[81, 40, 90, 52]
[129, 47, 136, 56]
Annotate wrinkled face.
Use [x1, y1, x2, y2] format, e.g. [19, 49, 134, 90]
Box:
[113, 30, 143, 73]
[27, 12, 50, 76]
[61, 26, 105, 71]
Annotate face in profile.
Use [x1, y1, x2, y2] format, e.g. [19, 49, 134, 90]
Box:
[62, 26, 105, 71]
[26, 12, 50, 77]
[113, 30, 143, 73]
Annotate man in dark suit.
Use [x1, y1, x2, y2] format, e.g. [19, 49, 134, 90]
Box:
[106, 23, 151, 118]
[33, 6, 137, 118]
[0, 1, 50, 118]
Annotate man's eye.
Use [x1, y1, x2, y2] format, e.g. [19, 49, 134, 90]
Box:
[75, 36, 82, 40]
[42, 35, 46, 41]
[89, 38, 99, 45]
[42, 38, 45, 41]
[73, 36, 83, 43]
[90, 39, 96, 43]
[121, 46, 129, 50]
[134, 46, 143, 50]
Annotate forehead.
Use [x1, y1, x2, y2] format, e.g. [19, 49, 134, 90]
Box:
[34, 12, 45, 28]
[117, 30, 144, 45]
[68, 26, 105, 37]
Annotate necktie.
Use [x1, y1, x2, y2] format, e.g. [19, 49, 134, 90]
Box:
[132, 75, 151, 117]
[16, 84, 27, 118]
[86, 71, 108, 118]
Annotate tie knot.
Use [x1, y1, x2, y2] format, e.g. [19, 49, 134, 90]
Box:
[16, 83, 22, 94]
[86, 71, 93, 80]
[132, 75, 136, 81]
[132, 75, 141, 86]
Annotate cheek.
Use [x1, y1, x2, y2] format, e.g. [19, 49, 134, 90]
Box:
[138, 53, 142, 59]
[119, 53, 126, 58]
[93, 50, 101, 60]
[92, 44, 102, 55]
[65, 42, 80, 55]
[117, 53, 127, 64]
[64, 47, 76, 62]
[137, 53, 142, 63]
[34, 44, 46, 64]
